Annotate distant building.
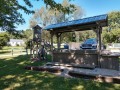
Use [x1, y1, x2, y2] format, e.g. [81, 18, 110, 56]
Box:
[8, 39, 24, 46]
[107, 43, 120, 53]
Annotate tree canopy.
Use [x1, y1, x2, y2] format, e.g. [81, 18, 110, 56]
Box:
[79, 11, 120, 43]
[101, 11, 120, 43]
[29, 0, 84, 43]
[0, 0, 34, 32]
[30, 0, 82, 27]
[0, 32, 9, 49]
[1, 0, 120, 44]
[0, 0, 74, 32]
[108, 11, 120, 30]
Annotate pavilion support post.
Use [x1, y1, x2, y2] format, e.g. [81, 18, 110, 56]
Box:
[59, 33, 62, 49]
[97, 30, 99, 51]
[50, 31, 54, 62]
[56, 34, 59, 50]
[98, 26, 102, 51]
[96, 26, 102, 68]
[56, 33, 62, 50]
[50, 31, 54, 51]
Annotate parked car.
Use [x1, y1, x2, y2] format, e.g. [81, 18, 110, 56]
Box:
[64, 43, 69, 49]
[80, 38, 106, 49]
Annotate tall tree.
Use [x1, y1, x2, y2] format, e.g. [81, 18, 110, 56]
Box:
[108, 11, 120, 30]
[30, 0, 84, 42]
[30, 0, 84, 27]
[102, 28, 120, 43]
[0, 0, 34, 32]
[0, 0, 75, 32]
[0, 32, 9, 49]
[101, 11, 120, 43]
[23, 29, 33, 40]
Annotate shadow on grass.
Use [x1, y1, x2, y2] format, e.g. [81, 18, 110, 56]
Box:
[0, 51, 11, 54]
[0, 55, 120, 90]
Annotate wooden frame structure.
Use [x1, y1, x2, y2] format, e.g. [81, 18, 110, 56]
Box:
[45, 14, 108, 51]
[30, 25, 47, 60]
[44, 14, 119, 70]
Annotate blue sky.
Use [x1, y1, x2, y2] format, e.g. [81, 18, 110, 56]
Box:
[17, 0, 120, 30]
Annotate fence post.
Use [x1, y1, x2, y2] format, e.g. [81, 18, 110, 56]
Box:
[11, 48, 13, 56]
[21, 48, 22, 54]
[26, 47, 28, 55]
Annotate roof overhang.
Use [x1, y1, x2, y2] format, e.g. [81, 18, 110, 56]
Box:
[44, 14, 108, 33]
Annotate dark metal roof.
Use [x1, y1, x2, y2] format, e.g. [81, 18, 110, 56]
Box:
[44, 14, 108, 32]
[33, 25, 42, 30]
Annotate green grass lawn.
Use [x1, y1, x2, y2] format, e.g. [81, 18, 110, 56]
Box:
[0, 55, 120, 90]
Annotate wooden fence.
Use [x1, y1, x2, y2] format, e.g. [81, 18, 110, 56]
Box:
[0, 48, 30, 56]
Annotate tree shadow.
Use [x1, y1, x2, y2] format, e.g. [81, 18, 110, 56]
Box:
[0, 55, 120, 90]
[0, 51, 11, 54]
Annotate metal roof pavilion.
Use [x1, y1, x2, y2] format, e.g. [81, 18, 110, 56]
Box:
[44, 14, 108, 32]
[43, 14, 108, 67]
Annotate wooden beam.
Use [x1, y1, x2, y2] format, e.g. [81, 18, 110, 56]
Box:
[59, 33, 62, 49]
[56, 33, 62, 50]
[50, 23, 98, 33]
[96, 26, 102, 68]
[50, 31, 54, 51]
[99, 27, 102, 50]
[97, 26, 102, 51]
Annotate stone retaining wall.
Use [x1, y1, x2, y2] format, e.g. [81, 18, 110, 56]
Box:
[52, 50, 119, 70]
[53, 50, 98, 67]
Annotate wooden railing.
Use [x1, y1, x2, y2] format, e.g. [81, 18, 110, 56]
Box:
[0, 48, 30, 57]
